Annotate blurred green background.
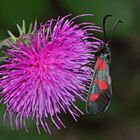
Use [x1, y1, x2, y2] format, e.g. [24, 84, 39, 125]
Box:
[0, 0, 140, 140]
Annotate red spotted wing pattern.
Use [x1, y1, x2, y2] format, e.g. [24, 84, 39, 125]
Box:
[86, 49, 112, 114]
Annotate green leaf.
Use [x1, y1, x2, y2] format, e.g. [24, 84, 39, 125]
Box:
[28, 23, 33, 33]
[0, 56, 8, 61]
[16, 24, 23, 36]
[33, 19, 37, 32]
[7, 30, 16, 42]
[22, 20, 26, 34]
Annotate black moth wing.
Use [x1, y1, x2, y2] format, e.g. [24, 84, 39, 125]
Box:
[86, 48, 112, 115]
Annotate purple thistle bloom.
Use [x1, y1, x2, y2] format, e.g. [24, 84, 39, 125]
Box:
[0, 14, 103, 134]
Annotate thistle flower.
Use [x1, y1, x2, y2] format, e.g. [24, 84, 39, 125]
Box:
[0, 14, 102, 134]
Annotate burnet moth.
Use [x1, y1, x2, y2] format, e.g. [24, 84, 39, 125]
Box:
[86, 15, 123, 115]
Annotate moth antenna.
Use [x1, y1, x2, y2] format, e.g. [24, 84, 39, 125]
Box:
[103, 15, 112, 43]
[108, 20, 123, 44]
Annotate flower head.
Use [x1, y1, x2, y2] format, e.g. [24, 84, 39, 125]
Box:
[0, 14, 102, 134]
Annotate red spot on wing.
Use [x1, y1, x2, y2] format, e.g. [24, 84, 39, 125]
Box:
[99, 80, 108, 90]
[89, 93, 99, 102]
[95, 57, 106, 71]
[93, 79, 99, 85]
